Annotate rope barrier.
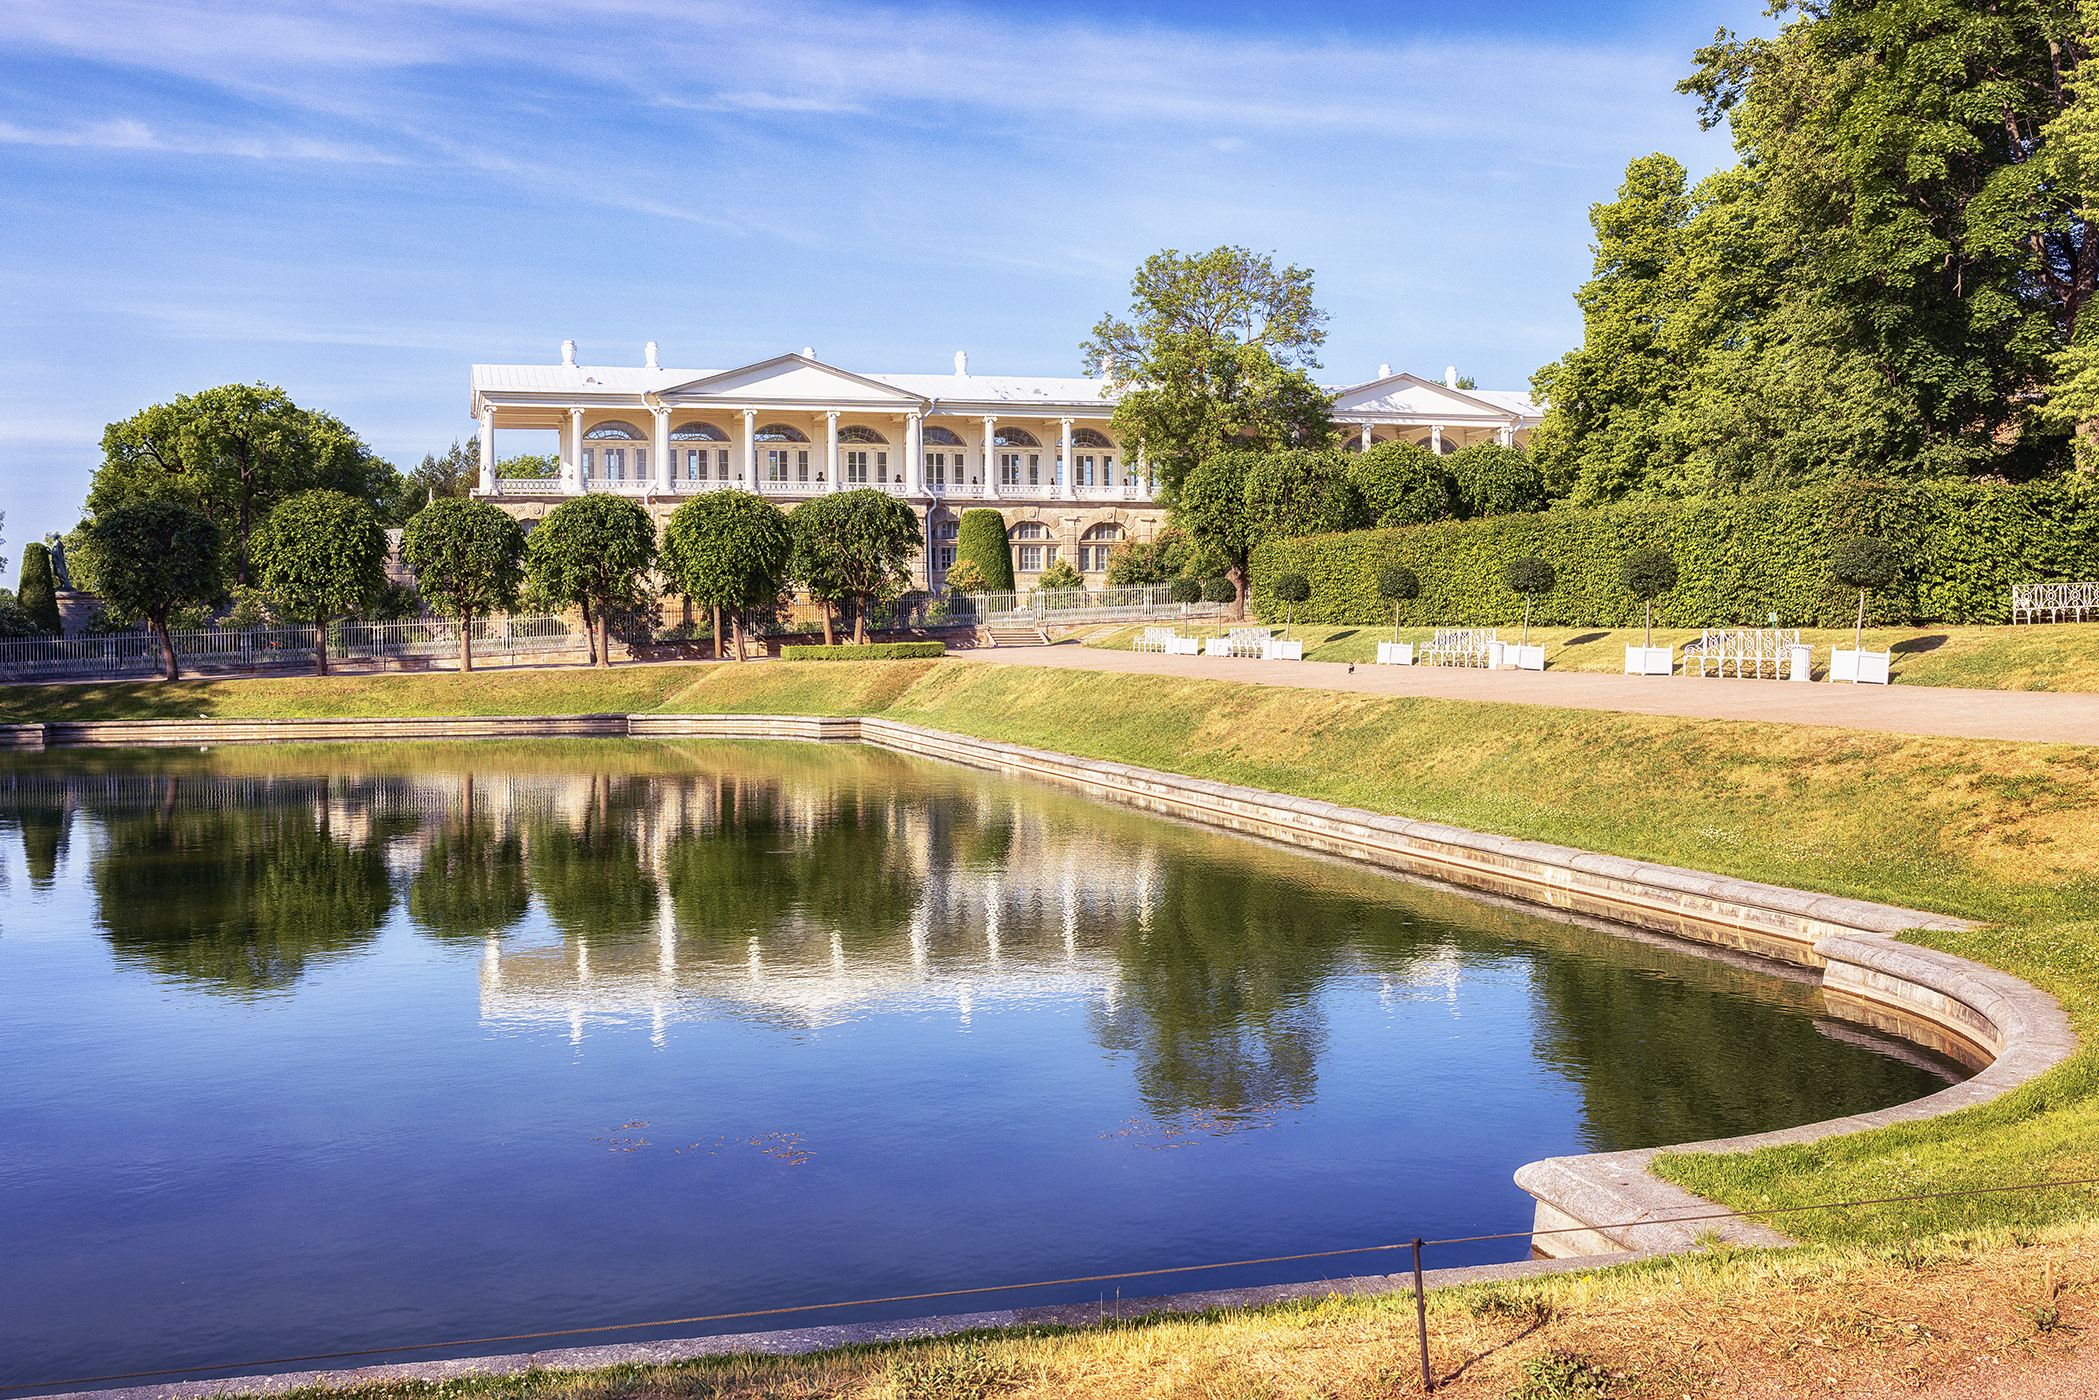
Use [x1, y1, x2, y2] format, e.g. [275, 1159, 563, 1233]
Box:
[8, 1172, 2099, 1395]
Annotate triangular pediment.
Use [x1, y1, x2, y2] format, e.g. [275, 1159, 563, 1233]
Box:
[663, 353, 923, 405]
[1331, 372, 1510, 419]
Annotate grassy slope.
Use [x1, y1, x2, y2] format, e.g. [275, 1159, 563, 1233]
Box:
[1086, 620, 2099, 692]
[24, 657, 2099, 1396]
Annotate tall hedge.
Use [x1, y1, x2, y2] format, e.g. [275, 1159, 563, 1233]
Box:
[16, 542, 60, 636]
[955, 508, 1015, 591]
[1247, 479, 2099, 629]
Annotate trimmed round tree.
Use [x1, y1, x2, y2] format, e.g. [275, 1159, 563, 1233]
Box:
[17, 542, 60, 637]
[1503, 555, 1555, 644]
[1168, 577, 1203, 606]
[1200, 575, 1236, 605]
[251, 489, 388, 675]
[523, 494, 658, 668]
[1346, 441, 1459, 527]
[400, 497, 524, 672]
[954, 508, 1015, 593]
[792, 490, 923, 644]
[1375, 564, 1419, 642]
[1446, 443, 1546, 518]
[1272, 571, 1310, 638]
[1832, 535, 1899, 664]
[83, 501, 221, 680]
[1619, 547, 1678, 652]
[662, 490, 793, 662]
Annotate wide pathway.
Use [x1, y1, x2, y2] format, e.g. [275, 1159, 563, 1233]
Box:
[954, 644, 2099, 745]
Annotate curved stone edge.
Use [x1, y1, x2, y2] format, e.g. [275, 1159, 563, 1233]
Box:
[9, 710, 2077, 1398]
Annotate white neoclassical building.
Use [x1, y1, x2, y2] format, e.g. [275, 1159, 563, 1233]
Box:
[468, 342, 1541, 587]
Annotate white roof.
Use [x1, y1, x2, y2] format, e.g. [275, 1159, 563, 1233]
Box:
[471, 352, 1536, 419]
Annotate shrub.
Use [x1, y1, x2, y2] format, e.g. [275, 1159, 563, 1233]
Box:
[1245, 448, 1364, 539]
[1446, 442, 1546, 517]
[1248, 478, 2099, 629]
[16, 542, 59, 637]
[955, 509, 1015, 592]
[1200, 575, 1236, 604]
[1034, 558, 1084, 592]
[779, 641, 946, 660]
[941, 557, 990, 593]
[1348, 441, 1458, 527]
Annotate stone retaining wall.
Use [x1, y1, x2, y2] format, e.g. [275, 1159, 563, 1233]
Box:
[9, 708, 2078, 1395]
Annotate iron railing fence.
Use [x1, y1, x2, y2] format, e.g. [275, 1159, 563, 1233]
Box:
[940, 583, 1226, 627]
[0, 614, 584, 679]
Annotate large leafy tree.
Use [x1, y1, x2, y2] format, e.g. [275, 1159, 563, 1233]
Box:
[1084, 246, 1335, 494]
[82, 501, 221, 680]
[1172, 449, 1262, 617]
[523, 494, 658, 667]
[1243, 449, 1364, 542]
[661, 491, 793, 660]
[790, 490, 921, 643]
[400, 497, 524, 672]
[251, 489, 388, 675]
[91, 384, 403, 586]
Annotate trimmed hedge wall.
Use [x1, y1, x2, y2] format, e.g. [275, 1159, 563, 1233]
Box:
[1248, 479, 2099, 629]
[780, 641, 948, 661]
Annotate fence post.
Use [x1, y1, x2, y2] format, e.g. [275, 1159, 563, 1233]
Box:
[1412, 1238, 1432, 1393]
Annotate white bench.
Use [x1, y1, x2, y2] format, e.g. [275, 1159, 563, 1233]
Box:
[1133, 626, 1177, 654]
[1685, 628, 1809, 681]
[2013, 581, 2099, 624]
[1829, 648, 1892, 685]
[1422, 627, 1498, 667]
[1624, 645, 1674, 676]
[1376, 641, 1416, 666]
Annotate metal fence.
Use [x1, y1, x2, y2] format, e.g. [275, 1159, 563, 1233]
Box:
[0, 615, 584, 680]
[938, 583, 1226, 627]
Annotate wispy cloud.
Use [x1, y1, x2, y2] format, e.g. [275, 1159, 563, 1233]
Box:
[0, 117, 406, 165]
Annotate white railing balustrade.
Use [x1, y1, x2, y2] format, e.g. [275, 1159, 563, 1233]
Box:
[0, 614, 584, 679]
[1685, 627, 1807, 680]
[2012, 582, 2099, 623]
[489, 478, 559, 496]
[942, 584, 1224, 627]
[1422, 628, 1499, 667]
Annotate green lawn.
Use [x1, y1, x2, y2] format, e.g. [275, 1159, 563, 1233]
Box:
[1086, 619, 2099, 691]
[5, 654, 2097, 1242]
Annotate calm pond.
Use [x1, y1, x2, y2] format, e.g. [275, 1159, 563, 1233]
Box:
[0, 740, 1961, 1384]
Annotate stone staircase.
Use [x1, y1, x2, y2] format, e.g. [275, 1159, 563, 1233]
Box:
[983, 623, 1052, 647]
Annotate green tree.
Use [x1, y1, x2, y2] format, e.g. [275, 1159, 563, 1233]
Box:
[1034, 557, 1084, 592]
[789, 490, 920, 644]
[1272, 572, 1309, 637]
[1244, 448, 1364, 541]
[1169, 577, 1204, 605]
[82, 501, 221, 680]
[1504, 555, 1556, 644]
[1620, 547, 1679, 650]
[403, 440, 480, 505]
[1832, 536, 1900, 661]
[941, 557, 990, 594]
[1104, 526, 1193, 587]
[1446, 443, 1546, 518]
[1376, 564, 1419, 642]
[1173, 449, 1261, 617]
[1084, 246, 1335, 493]
[523, 494, 658, 667]
[16, 541, 59, 637]
[1348, 441, 1459, 526]
[954, 508, 1015, 592]
[497, 452, 560, 479]
[91, 383, 397, 587]
[251, 489, 388, 675]
[400, 497, 525, 673]
[1200, 575, 1237, 605]
[663, 490, 793, 660]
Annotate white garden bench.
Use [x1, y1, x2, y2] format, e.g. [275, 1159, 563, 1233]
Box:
[1685, 627, 1809, 681]
[1204, 627, 1272, 658]
[1421, 627, 1499, 667]
[2013, 582, 2099, 623]
[1134, 626, 1176, 654]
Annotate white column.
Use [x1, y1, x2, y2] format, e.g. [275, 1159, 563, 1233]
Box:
[740, 408, 757, 487]
[1059, 417, 1075, 500]
[1360, 421, 1372, 452]
[1430, 423, 1445, 455]
[904, 412, 924, 494]
[565, 408, 584, 491]
[1498, 423, 1514, 448]
[651, 407, 671, 490]
[478, 407, 496, 493]
[981, 415, 998, 498]
[825, 411, 840, 492]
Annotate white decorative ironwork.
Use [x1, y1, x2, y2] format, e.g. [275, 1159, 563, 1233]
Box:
[2012, 582, 2099, 623]
[1685, 627, 1803, 679]
[1422, 627, 1498, 667]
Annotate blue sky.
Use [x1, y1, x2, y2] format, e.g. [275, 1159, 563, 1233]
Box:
[0, 0, 1757, 556]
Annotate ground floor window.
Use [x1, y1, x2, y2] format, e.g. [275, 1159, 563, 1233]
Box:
[1017, 543, 1058, 572]
[936, 544, 956, 570]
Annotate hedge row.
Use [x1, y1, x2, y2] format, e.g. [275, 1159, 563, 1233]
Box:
[779, 641, 948, 661]
[1247, 479, 2099, 629]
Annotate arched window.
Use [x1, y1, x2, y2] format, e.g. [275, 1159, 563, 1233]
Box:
[993, 426, 1040, 448]
[754, 422, 809, 443]
[1009, 519, 1057, 574]
[1009, 521, 1048, 540]
[671, 421, 727, 441]
[1078, 522, 1125, 573]
[838, 425, 888, 444]
[922, 425, 964, 447]
[584, 420, 644, 440]
[1071, 427, 1114, 449]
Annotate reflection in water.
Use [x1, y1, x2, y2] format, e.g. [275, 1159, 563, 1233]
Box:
[0, 742, 1966, 1381]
